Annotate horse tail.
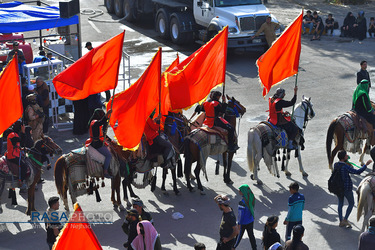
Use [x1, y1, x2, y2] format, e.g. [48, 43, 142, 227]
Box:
[247, 128, 257, 173]
[326, 119, 337, 167]
[357, 179, 371, 221]
[54, 156, 67, 198]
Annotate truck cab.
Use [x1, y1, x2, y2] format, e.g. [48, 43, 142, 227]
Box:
[193, 0, 281, 48]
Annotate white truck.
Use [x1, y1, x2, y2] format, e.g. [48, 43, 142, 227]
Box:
[104, 0, 281, 49]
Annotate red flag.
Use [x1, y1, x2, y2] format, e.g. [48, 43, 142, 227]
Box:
[166, 26, 228, 110]
[53, 32, 125, 100]
[0, 56, 23, 135]
[257, 11, 303, 97]
[108, 48, 161, 150]
[53, 203, 102, 250]
[156, 54, 180, 118]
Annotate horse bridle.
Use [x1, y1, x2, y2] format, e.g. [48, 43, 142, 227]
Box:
[300, 100, 314, 130]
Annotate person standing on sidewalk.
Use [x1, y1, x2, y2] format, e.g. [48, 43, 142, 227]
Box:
[234, 184, 257, 249]
[334, 150, 371, 228]
[284, 182, 305, 241]
[358, 217, 375, 249]
[214, 194, 239, 250]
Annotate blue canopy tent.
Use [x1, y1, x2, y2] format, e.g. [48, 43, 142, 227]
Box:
[0, 1, 78, 33]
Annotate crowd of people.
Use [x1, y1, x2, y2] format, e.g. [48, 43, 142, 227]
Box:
[302, 10, 375, 43]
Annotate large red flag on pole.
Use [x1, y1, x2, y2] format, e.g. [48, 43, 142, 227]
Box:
[107, 48, 161, 150]
[166, 26, 228, 110]
[53, 203, 102, 250]
[156, 54, 180, 118]
[0, 56, 23, 135]
[53, 32, 125, 100]
[257, 11, 303, 97]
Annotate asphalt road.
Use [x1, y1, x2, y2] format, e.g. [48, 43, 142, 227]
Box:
[1, 0, 375, 249]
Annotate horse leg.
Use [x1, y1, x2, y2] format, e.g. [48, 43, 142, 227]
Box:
[359, 142, 370, 165]
[62, 186, 69, 212]
[222, 152, 228, 183]
[362, 193, 374, 232]
[284, 150, 292, 176]
[330, 136, 344, 170]
[215, 157, 220, 175]
[226, 152, 234, 184]
[26, 185, 35, 216]
[296, 146, 308, 176]
[171, 168, 180, 196]
[111, 175, 121, 209]
[184, 146, 194, 192]
[161, 168, 167, 193]
[0, 177, 5, 213]
[271, 155, 280, 179]
[194, 164, 204, 195]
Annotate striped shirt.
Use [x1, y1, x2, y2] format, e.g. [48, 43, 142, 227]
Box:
[286, 192, 305, 222]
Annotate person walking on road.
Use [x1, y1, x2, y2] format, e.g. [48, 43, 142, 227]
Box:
[284, 225, 308, 250]
[334, 150, 371, 228]
[284, 182, 305, 241]
[358, 217, 375, 249]
[357, 60, 371, 87]
[262, 216, 281, 250]
[234, 184, 257, 249]
[214, 194, 239, 250]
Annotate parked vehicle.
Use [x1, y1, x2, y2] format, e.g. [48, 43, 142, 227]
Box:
[104, 0, 282, 49]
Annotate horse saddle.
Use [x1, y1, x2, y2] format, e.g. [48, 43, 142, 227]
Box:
[260, 121, 289, 148]
[0, 156, 30, 178]
[339, 112, 374, 142]
[199, 126, 228, 145]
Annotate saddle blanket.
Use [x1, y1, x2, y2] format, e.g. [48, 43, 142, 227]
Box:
[0, 156, 31, 177]
[256, 122, 288, 148]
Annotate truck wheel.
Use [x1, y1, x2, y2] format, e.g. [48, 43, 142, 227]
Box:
[170, 17, 185, 44]
[114, 0, 124, 17]
[124, 0, 136, 22]
[105, 0, 114, 14]
[156, 9, 170, 39]
[206, 30, 218, 43]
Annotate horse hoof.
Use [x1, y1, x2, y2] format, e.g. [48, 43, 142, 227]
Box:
[302, 172, 309, 177]
[119, 205, 126, 211]
[188, 187, 195, 193]
[250, 174, 254, 180]
[0, 207, 2, 214]
[131, 195, 139, 199]
[285, 171, 292, 177]
[113, 203, 118, 209]
[200, 190, 206, 195]
[215, 170, 219, 175]
[257, 180, 263, 185]
[277, 175, 280, 178]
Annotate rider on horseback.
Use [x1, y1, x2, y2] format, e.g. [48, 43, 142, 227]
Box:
[144, 112, 174, 168]
[268, 87, 300, 150]
[196, 91, 239, 152]
[86, 108, 112, 178]
[352, 79, 375, 127]
[5, 123, 27, 189]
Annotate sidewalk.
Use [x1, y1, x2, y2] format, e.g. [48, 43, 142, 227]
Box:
[267, 0, 375, 25]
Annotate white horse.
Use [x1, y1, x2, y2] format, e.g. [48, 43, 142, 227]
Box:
[357, 175, 375, 232]
[247, 96, 315, 185]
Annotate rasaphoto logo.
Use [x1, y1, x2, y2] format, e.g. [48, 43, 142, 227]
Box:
[30, 210, 114, 224]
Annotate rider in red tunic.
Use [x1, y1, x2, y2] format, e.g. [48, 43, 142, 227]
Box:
[144, 113, 174, 168]
[86, 109, 112, 178]
[268, 87, 300, 149]
[197, 91, 238, 152]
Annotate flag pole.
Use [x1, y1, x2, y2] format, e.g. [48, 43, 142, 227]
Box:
[291, 72, 298, 118]
[158, 47, 162, 134]
[222, 27, 228, 99]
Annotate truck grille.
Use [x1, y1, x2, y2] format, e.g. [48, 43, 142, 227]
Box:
[239, 16, 268, 32]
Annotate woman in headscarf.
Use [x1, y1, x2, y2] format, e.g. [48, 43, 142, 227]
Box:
[262, 215, 281, 250]
[340, 12, 356, 37]
[352, 79, 375, 127]
[234, 184, 257, 249]
[353, 11, 367, 41]
[131, 220, 161, 250]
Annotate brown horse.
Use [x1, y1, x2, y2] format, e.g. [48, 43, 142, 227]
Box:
[326, 111, 375, 170]
[184, 96, 246, 194]
[0, 136, 62, 215]
[54, 137, 132, 211]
